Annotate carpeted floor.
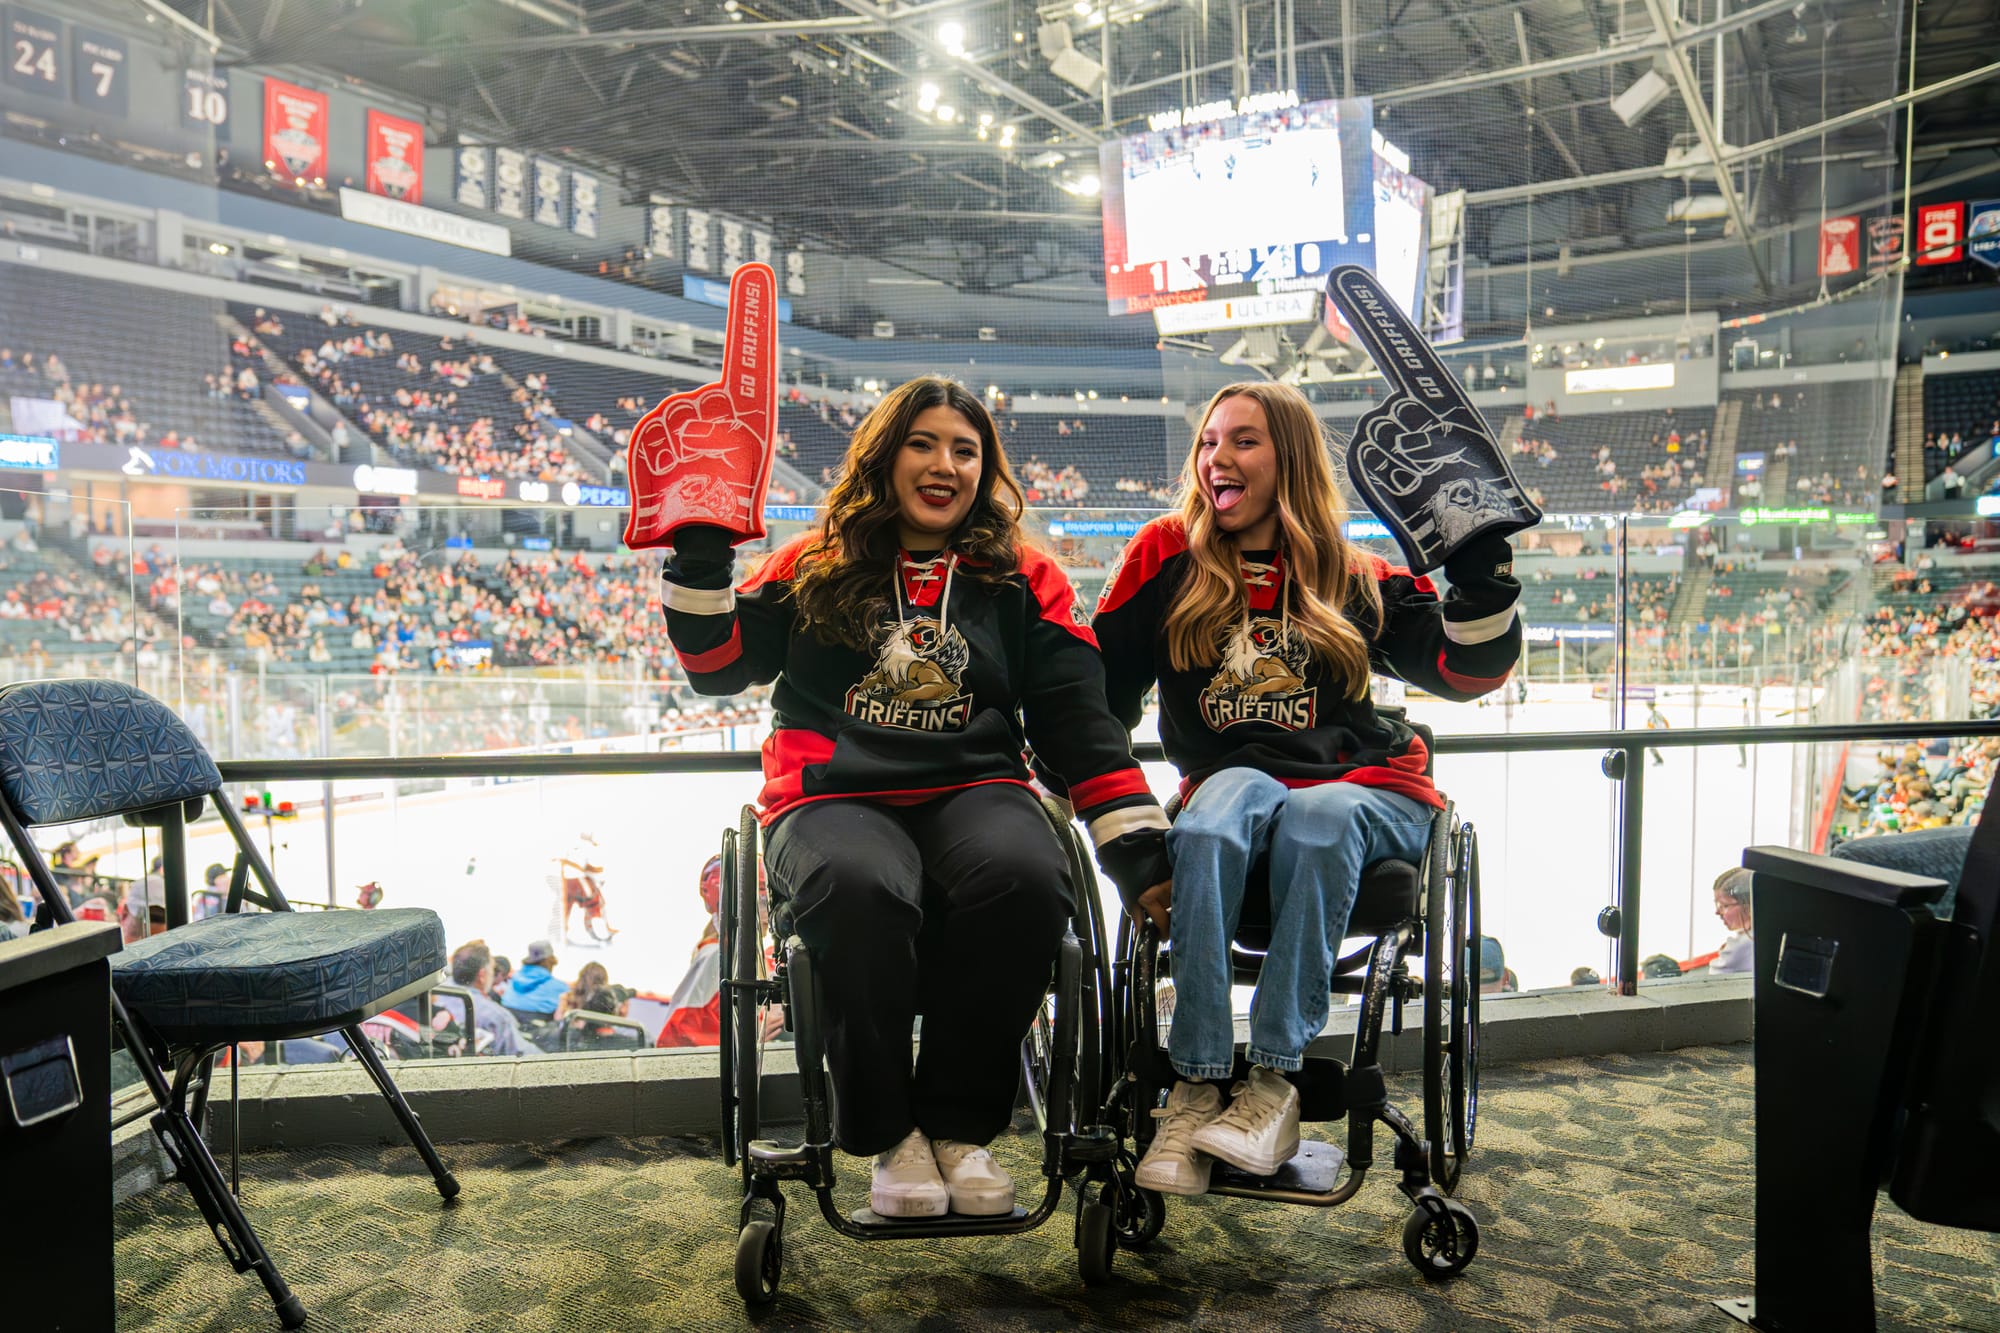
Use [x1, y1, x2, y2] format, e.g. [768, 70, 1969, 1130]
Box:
[112, 1045, 2000, 1332]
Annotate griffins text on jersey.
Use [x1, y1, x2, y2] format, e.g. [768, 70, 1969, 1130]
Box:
[845, 617, 973, 732]
[1198, 616, 1317, 732]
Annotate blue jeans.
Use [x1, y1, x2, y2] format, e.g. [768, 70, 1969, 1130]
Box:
[1165, 769, 1436, 1079]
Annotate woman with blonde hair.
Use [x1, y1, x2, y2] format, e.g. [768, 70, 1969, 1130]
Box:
[1092, 380, 1521, 1195]
[659, 376, 1168, 1220]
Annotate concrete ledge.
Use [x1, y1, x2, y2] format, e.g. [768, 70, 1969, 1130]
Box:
[207, 977, 1751, 1151]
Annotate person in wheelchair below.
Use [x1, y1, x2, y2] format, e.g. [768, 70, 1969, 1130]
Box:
[660, 376, 1169, 1221]
[1091, 381, 1521, 1195]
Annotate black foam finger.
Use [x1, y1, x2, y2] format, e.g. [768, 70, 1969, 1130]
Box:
[1325, 265, 1542, 574]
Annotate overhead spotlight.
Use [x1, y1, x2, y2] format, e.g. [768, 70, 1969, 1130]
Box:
[977, 127, 990, 140]
[936, 104, 956, 122]
[1072, 0, 1091, 13]
[978, 112, 994, 127]
[938, 20, 965, 53]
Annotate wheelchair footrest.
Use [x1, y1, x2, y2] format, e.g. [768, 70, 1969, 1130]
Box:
[1208, 1139, 1347, 1196]
[746, 1139, 823, 1184]
[846, 1205, 1030, 1228]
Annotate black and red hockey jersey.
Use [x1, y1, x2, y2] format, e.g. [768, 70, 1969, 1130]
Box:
[661, 529, 1170, 895]
[1092, 515, 1521, 806]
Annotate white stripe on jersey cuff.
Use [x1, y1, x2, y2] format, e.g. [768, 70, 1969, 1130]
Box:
[1443, 601, 1518, 646]
[662, 582, 737, 616]
[1087, 803, 1171, 847]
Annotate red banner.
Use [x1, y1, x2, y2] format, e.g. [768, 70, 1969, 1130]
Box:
[262, 77, 328, 187]
[1818, 215, 1860, 278]
[365, 108, 424, 205]
[1917, 201, 1966, 266]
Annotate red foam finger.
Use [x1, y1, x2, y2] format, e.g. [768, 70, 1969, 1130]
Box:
[721, 263, 778, 445]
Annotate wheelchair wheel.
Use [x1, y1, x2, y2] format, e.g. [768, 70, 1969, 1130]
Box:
[734, 1218, 782, 1304]
[1022, 935, 1083, 1135]
[730, 805, 766, 1180]
[1454, 825, 1482, 1163]
[1424, 809, 1476, 1194]
[1402, 1198, 1479, 1280]
[717, 824, 740, 1165]
[1077, 1198, 1116, 1286]
[1103, 1174, 1165, 1250]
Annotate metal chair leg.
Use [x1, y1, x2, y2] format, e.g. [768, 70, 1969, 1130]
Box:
[151, 1100, 306, 1327]
[340, 1025, 461, 1200]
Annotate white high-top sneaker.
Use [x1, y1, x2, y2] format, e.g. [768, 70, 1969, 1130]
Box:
[870, 1129, 949, 1218]
[1134, 1080, 1224, 1196]
[931, 1139, 1016, 1215]
[1188, 1065, 1301, 1176]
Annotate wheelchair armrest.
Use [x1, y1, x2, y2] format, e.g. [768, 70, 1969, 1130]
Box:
[1744, 845, 1948, 912]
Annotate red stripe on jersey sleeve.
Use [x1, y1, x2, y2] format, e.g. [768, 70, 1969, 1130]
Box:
[1020, 546, 1096, 645]
[1436, 647, 1512, 695]
[1068, 768, 1155, 811]
[737, 532, 815, 594]
[676, 623, 743, 674]
[1368, 552, 1439, 596]
[1097, 516, 1189, 617]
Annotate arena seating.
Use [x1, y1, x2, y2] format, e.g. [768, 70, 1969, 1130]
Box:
[236, 305, 586, 483]
[0, 268, 299, 458]
[1921, 370, 2000, 480]
[1726, 383, 1882, 504]
[1507, 407, 1715, 513]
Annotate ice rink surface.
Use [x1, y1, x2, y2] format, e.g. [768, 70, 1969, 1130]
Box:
[73, 685, 1810, 997]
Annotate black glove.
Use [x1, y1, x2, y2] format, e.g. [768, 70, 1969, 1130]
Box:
[665, 523, 735, 583]
[1094, 828, 1170, 917]
[1442, 534, 1517, 605]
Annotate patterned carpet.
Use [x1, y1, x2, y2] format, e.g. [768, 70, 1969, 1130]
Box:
[111, 1045, 2000, 1332]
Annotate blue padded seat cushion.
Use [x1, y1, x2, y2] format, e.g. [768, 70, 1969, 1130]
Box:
[1830, 825, 1973, 921]
[0, 679, 221, 825]
[112, 908, 445, 1043]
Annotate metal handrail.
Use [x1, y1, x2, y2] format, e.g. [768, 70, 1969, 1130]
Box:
[213, 716, 2000, 997]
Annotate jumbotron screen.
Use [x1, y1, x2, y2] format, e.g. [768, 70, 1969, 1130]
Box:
[1098, 95, 1378, 318]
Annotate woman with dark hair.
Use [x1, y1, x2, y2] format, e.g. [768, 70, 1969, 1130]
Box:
[660, 376, 1168, 1220]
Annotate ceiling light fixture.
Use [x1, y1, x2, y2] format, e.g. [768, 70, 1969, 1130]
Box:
[938, 20, 965, 53]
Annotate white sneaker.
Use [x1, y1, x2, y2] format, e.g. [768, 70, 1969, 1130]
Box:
[870, 1129, 948, 1218]
[931, 1139, 1016, 1216]
[1134, 1080, 1223, 1197]
[1188, 1065, 1301, 1176]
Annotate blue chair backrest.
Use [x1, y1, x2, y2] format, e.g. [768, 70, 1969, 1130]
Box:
[0, 680, 223, 827]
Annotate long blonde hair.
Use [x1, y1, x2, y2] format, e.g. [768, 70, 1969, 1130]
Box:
[1162, 382, 1382, 699]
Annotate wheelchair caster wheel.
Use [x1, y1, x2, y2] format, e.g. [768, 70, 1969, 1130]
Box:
[1077, 1199, 1116, 1286]
[1402, 1199, 1479, 1280]
[1103, 1176, 1165, 1250]
[735, 1219, 782, 1305]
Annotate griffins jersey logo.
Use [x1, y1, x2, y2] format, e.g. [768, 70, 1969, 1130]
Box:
[1199, 616, 1316, 732]
[846, 618, 973, 732]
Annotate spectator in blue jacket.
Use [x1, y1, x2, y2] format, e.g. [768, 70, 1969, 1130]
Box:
[501, 939, 568, 1015]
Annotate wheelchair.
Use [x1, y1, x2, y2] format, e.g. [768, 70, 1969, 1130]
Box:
[715, 795, 1126, 1306]
[1103, 718, 1484, 1279]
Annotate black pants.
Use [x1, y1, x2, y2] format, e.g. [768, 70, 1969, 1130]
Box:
[764, 783, 1074, 1157]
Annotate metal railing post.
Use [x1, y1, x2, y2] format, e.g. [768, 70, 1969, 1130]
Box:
[1617, 740, 1644, 996]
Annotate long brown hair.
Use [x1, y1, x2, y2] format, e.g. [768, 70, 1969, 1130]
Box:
[1162, 382, 1382, 699]
[788, 377, 1028, 649]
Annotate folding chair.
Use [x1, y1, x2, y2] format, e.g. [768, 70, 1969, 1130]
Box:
[0, 679, 458, 1329]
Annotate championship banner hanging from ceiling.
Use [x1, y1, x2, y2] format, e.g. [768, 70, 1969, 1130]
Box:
[263, 77, 329, 187]
[1817, 215, 1860, 278]
[365, 109, 424, 204]
[532, 157, 565, 229]
[750, 227, 774, 267]
[455, 146, 488, 210]
[685, 209, 712, 271]
[647, 200, 675, 260]
[570, 170, 599, 238]
[493, 148, 527, 218]
[1967, 201, 2000, 271]
[1916, 202, 1965, 266]
[1867, 215, 1904, 272]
